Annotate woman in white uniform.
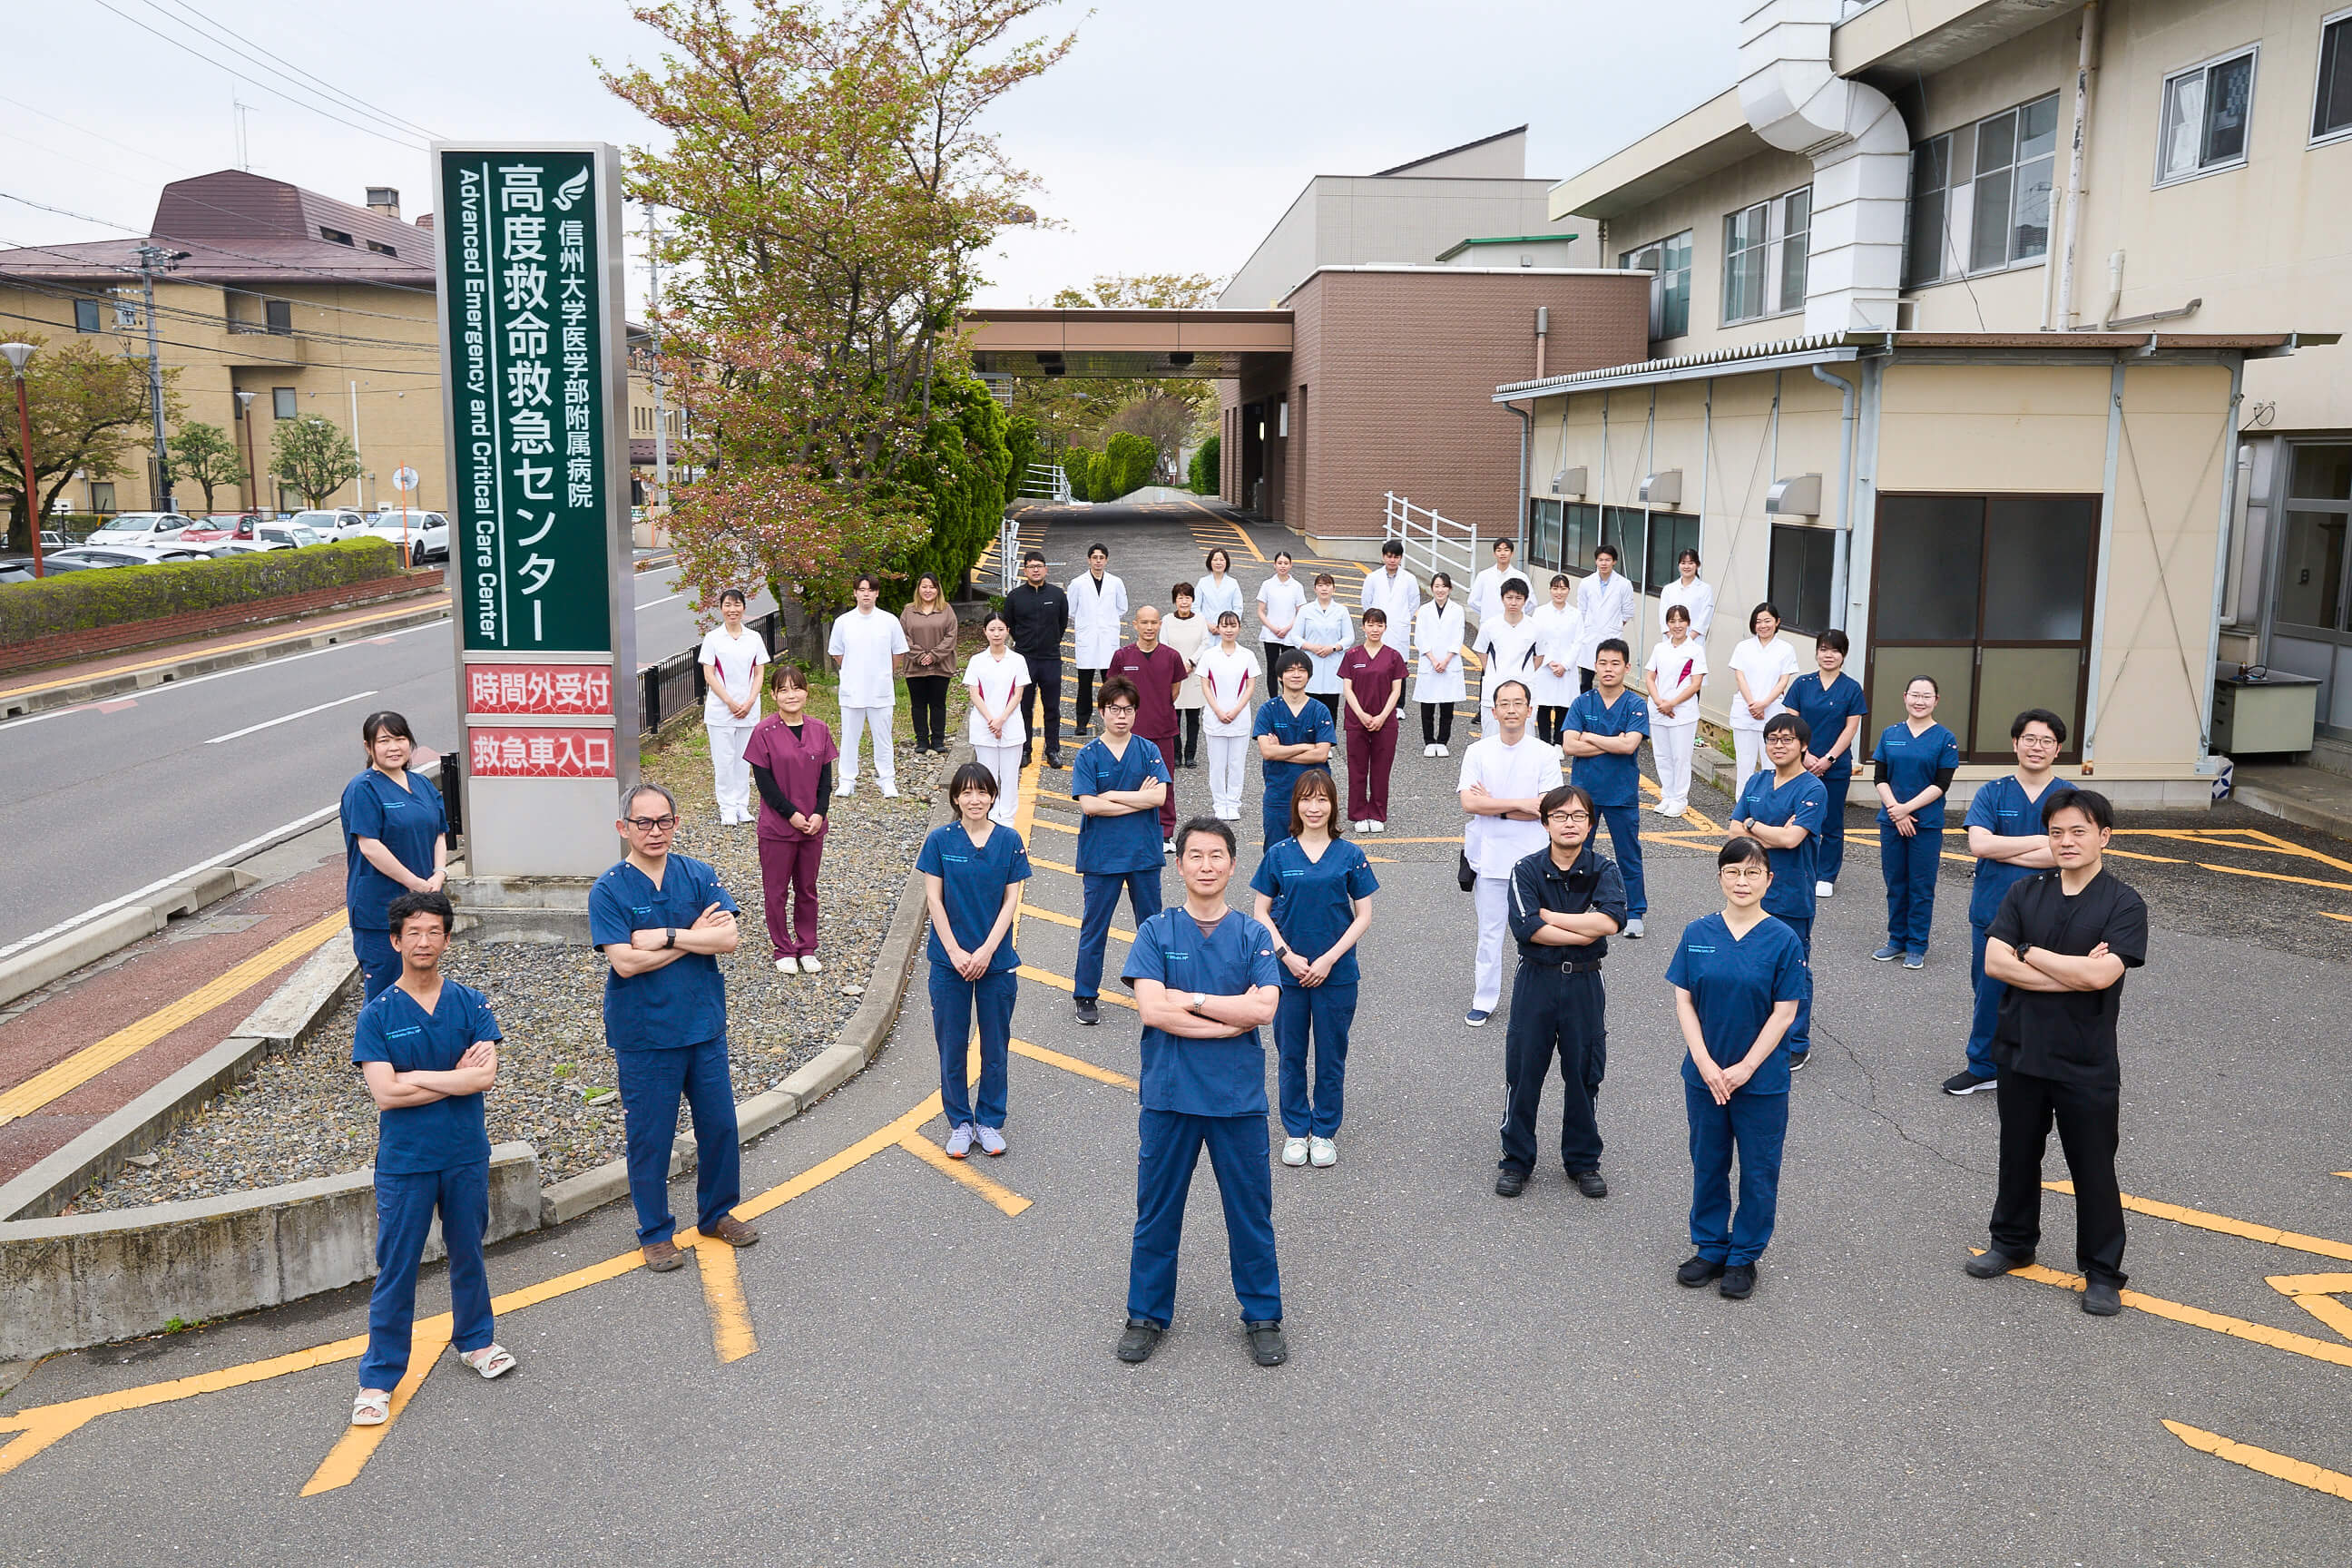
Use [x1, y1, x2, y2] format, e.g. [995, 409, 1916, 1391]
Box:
[700, 588, 767, 824]
[1727, 600, 1800, 795]
[1527, 573, 1583, 744]
[1162, 580, 1210, 767]
[1256, 553, 1307, 660]
[1644, 603, 1709, 816]
[1413, 572, 1467, 756]
[1193, 547, 1244, 626]
[1196, 611, 1263, 820]
[963, 612, 1030, 828]
[1296, 572, 1352, 701]
[1657, 548, 1715, 640]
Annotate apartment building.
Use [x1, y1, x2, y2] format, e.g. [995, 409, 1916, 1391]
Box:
[1494, 0, 2345, 799]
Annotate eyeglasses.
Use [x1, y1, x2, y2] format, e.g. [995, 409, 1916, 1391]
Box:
[1545, 811, 1592, 826]
[625, 815, 679, 832]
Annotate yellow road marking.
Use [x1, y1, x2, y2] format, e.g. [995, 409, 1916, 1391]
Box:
[2165, 1420, 2352, 1503]
[1994, 1258, 2352, 1371]
[1031, 856, 1080, 877]
[1010, 1036, 1139, 1090]
[2264, 1273, 2352, 1344]
[2045, 1181, 2352, 1261]
[2193, 861, 2352, 895]
[1018, 904, 1132, 944]
[0, 600, 444, 702]
[897, 1133, 1032, 1216]
[694, 1239, 759, 1364]
[1374, 836, 1465, 845]
[0, 908, 350, 1127]
[1029, 817, 1077, 835]
[1015, 965, 1138, 1008]
[2324, 913, 2352, 926]
[298, 1322, 450, 1495]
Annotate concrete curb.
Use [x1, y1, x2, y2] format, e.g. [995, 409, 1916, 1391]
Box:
[2230, 777, 2352, 842]
[0, 866, 256, 1011]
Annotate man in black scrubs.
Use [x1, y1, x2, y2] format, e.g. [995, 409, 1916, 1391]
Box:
[1005, 549, 1070, 769]
[1965, 787, 2148, 1316]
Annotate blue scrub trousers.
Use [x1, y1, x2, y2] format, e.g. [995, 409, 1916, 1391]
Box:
[352, 925, 401, 1002]
[1260, 795, 1290, 850]
[1127, 1108, 1282, 1328]
[1778, 914, 1814, 1058]
[1274, 982, 1356, 1138]
[1817, 767, 1852, 885]
[613, 1038, 742, 1247]
[1878, 819, 1942, 955]
[361, 1159, 493, 1390]
[1964, 920, 2002, 1080]
[1685, 1083, 1788, 1267]
[1075, 868, 1162, 1000]
[929, 964, 1014, 1130]
[1594, 800, 1647, 917]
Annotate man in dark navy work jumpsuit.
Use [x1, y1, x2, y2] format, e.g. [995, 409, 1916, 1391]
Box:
[1117, 816, 1289, 1367]
[1498, 783, 1627, 1199]
[590, 781, 764, 1272]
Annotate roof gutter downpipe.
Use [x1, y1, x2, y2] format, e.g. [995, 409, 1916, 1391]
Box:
[1812, 361, 1857, 631]
[2053, 2, 2100, 329]
[1511, 400, 1533, 559]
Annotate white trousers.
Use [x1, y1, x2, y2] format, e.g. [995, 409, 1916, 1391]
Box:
[1652, 721, 1698, 808]
[975, 742, 1024, 826]
[1472, 874, 1511, 1012]
[707, 723, 755, 822]
[839, 705, 896, 790]
[1206, 734, 1250, 818]
[1731, 728, 1768, 798]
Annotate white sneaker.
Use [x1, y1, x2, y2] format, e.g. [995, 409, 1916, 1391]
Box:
[974, 1125, 1006, 1157]
[1436, 744, 1450, 758]
[775, 956, 797, 974]
[944, 1123, 974, 1159]
[1369, 820, 1385, 834]
[879, 786, 900, 799]
[1816, 880, 1835, 898]
[799, 954, 823, 974]
[1422, 742, 1437, 757]
[1624, 918, 1645, 939]
[835, 784, 855, 798]
[1281, 1136, 1309, 1167]
[1308, 1136, 1337, 1168]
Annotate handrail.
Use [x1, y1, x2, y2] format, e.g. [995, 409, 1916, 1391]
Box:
[1382, 492, 1475, 589]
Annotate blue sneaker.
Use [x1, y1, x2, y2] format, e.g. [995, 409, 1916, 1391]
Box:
[1904, 952, 1926, 970]
[1465, 1009, 1492, 1027]
[1872, 943, 1903, 962]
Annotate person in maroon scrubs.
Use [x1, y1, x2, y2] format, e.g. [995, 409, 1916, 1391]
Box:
[1337, 608, 1408, 832]
[743, 664, 838, 973]
[1109, 604, 1190, 852]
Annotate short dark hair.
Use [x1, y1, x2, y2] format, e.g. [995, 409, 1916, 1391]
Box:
[1288, 770, 1344, 839]
[1217, 610, 1241, 627]
[1172, 581, 1194, 601]
[769, 662, 810, 694]
[1817, 628, 1850, 656]
[853, 573, 881, 593]
[1551, 573, 1571, 589]
[1493, 537, 1514, 554]
[1501, 579, 1529, 600]
[1678, 548, 1701, 568]
[621, 781, 679, 819]
[1314, 571, 1336, 588]
[1205, 547, 1230, 571]
[1490, 679, 1531, 705]
[1538, 782, 1595, 823]
[1907, 673, 1941, 695]
[1381, 539, 1404, 557]
[949, 760, 1001, 800]
[1664, 603, 1690, 625]
[1593, 543, 1619, 564]
[1097, 675, 1140, 710]
[2013, 707, 2068, 744]
[1088, 543, 1108, 560]
[1363, 607, 1387, 626]
[719, 586, 748, 609]
[1274, 649, 1313, 681]
[1718, 835, 1772, 872]
[1022, 548, 1046, 566]
[1430, 572, 1453, 591]
[387, 889, 455, 937]
[1174, 816, 1235, 858]
[2042, 786, 2113, 832]
[360, 709, 415, 760]
[1594, 638, 1629, 663]
[1749, 601, 1781, 633]
[1762, 711, 1812, 746]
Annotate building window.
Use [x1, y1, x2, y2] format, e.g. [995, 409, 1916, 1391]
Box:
[2313, 12, 2352, 142]
[1722, 187, 1810, 324]
[1563, 503, 1600, 573]
[265, 299, 293, 335]
[1769, 524, 1838, 633]
[366, 240, 397, 257]
[2157, 48, 2257, 183]
[320, 226, 355, 246]
[89, 481, 116, 514]
[1601, 507, 1650, 591]
[1621, 231, 1692, 341]
[2275, 443, 2352, 633]
[1646, 512, 1703, 593]
[1904, 93, 2059, 285]
[74, 298, 100, 333]
[1530, 498, 1563, 571]
[272, 386, 298, 419]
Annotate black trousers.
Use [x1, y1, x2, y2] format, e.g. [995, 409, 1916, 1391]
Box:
[1990, 1068, 2127, 1287]
[1021, 661, 1063, 762]
[1420, 701, 1455, 746]
[1578, 668, 1596, 693]
[1074, 667, 1103, 734]
[1179, 709, 1201, 765]
[1535, 704, 1568, 745]
[1500, 964, 1606, 1175]
[905, 675, 949, 751]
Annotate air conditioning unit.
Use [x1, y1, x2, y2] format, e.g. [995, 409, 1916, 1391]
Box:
[1551, 466, 1586, 497]
[1766, 474, 1823, 517]
[1638, 469, 1682, 507]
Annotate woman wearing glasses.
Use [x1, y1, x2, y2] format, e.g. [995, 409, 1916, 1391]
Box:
[745, 665, 837, 974]
[341, 710, 448, 1002]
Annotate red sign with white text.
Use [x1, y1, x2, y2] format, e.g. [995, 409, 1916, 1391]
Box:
[466, 726, 616, 779]
[464, 663, 614, 718]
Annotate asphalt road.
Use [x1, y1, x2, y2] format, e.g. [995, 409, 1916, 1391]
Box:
[3, 512, 2346, 1563]
[0, 566, 769, 951]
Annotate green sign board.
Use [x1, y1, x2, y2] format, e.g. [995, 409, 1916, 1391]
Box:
[436, 147, 615, 652]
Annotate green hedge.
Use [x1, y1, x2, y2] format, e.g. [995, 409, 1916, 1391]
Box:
[1188, 435, 1220, 494]
[0, 537, 406, 642]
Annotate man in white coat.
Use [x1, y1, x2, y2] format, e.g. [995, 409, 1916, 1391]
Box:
[1467, 537, 1533, 627]
[1069, 541, 1129, 737]
[1360, 539, 1420, 628]
[1573, 544, 1636, 693]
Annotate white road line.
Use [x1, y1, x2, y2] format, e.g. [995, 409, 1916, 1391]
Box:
[0, 622, 445, 736]
[636, 593, 683, 609]
[204, 691, 377, 745]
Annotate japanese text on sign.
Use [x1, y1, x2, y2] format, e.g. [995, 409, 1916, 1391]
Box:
[463, 663, 615, 717]
[466, 726, 616, 779]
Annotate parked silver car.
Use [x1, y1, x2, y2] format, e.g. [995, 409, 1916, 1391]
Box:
[363, 510, 449, 564]
[292, 509, 372, 542]
[83, 513, 196, 547]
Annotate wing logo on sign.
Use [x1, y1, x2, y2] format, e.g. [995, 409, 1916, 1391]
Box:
[551, 168, 589, 211]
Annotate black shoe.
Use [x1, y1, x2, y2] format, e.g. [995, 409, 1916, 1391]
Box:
[1074, 997, 1100, 1026]
[1676, 1254, 1725, 1289]
[1244, 1319, 1288, 1366]
[1719, 1263, 1757, 1299]
[1046, 754, 1065, 770]
[1787, 1051, 1810, 1073]
[1494, 1166, 1528, 1198]
[1942, 1070, 1996, 1096]
[1574, 1170, 1608, 1200]
[1115, 1319, 1162, 1363]
[2082, 1279, 2123, 1316]
[1965, 1247, 2034, 1279]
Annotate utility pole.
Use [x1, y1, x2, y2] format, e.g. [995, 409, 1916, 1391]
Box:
[646, 207, 671, 515]
[133, 245, 186, 512]
[234, 388, 257, 514]
[2, 340, 44, 576]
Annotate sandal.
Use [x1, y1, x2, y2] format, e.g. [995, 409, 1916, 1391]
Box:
[456, 1344, 516, 1380]
[351, 1388, 392, 1426]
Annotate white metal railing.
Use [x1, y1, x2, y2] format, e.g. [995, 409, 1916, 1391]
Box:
[1383, 492, 1475, 591]
[1020, 462, 1072, 503]
[996, 515, 1020, 593]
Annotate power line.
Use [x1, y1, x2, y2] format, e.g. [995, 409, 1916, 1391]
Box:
[3, 271, 438, 355]
[0, 229, 441, 329]
[0, 93, 196, 177]
[144, 0, 443, 142]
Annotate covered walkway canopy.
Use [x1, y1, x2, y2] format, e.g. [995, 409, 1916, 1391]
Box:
[960, 307, 1290, 379]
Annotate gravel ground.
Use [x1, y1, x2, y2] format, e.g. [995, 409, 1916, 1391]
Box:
[78, 682, 955, 1210]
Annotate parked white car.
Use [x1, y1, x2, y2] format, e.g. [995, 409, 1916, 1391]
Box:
[361, 510, 448, 564]
[291, 509, 372, 541]
[44, 543, 211, 570]
[83, 513, 196, 547]
[207, 524, 325, 555]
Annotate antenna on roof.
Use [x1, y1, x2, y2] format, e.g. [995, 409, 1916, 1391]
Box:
[232, 88, 258, 172]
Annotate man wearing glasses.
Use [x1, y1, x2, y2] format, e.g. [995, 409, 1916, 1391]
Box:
[1947, 710, 2065, 1096]
[589, 782, 763, 1272]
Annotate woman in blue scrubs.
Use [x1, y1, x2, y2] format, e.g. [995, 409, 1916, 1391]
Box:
[1249, 770, 1377, 1171]
[1871, 676, 1962, 968]
[916, 761, 1033, 1160]
[1666, 836, 1808, 1300]
[341, 710, 448, 1002]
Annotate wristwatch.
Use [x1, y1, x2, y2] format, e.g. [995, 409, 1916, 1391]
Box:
[2015, 940, 2033, 960]
[1188, 992, 1209, 1015]
[663, 927, 678, 950]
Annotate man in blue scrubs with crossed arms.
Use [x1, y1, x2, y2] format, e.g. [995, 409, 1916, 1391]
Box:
[590, 781, 763, 1272]
[1561, 639, 1651, 937]
[1253, 651, 1336, 849]
[1945, 708, 2063, 1095]
[1071, 677, 1170, 1028]
[1729, 711, 1830, 1071]
[1117, 816, 1288, 1367]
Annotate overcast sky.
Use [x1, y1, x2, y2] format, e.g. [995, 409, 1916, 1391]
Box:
[2, 0, 1745, 311]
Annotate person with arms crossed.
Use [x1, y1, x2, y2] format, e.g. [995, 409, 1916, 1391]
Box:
[1360, 537, 1419, 629]
[1253, 651, 1337, 850]
[1162, 581, 1210, 769]
[589, 783, 761, 1272]
[917, 762, 1032, 1159]
[348, 890, 513, 1428]
[1117, 818, 1289, 1367]
[1560, 639, 1651, 938]
[1496, 784, 1626, 1200]
[1197, 612, 1261, 821]
[744, 664, 835, 973]
[1726, 601, 1799, 796]
[1250, 772, 1377, 1171]
[1657, 548, 1715, 641]
[1109, 606, 1189, 849]
[342, 710, 448, 1003]
[1946, 710, 2064, 1095]
[1528, 573, 1583, 744]
[1728, 712, 1829, 1071]
[1783, 629, 1868, 897]
[1872, 675, 1961, 968]
[1667, 837, 1808, 1300]
[962, 612, 1030, 828]
[1337, 608, 1407, 832]
[1296, 572, 1353, 710]
[1004, 550, 1069, 769]
[1965, 788, 2146, 1318]
[1573, 544, 1636, 693]
[699, 587, 767, 824]
[1457, 681, 1563, 1027]
[1256, 551, 1306, 663]
[1643, 603, 1708, 818]
[1070, 678, 1171, 1027]
[1069, 542, 1128, 737]
[1413, 573, 1466, 756]
[828, 573, 909, 799]
[899, 571, 958, 756]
